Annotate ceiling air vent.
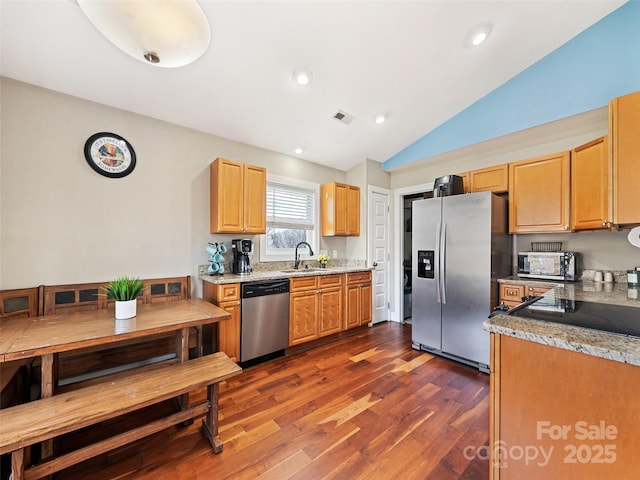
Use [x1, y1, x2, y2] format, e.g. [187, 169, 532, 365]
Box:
[333, 109, 355, 125]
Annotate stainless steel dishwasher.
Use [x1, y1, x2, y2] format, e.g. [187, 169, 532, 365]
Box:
[240, 279, 290, 365]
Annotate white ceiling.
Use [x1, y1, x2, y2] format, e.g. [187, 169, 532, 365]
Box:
[0, 1, 625, 171]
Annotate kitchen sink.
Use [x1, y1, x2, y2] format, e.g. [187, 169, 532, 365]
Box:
[279, 268, 333, 273]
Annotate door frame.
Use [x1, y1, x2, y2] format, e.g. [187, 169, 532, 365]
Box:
[367, 186, 391, 324]
[391, 182, 433, 322]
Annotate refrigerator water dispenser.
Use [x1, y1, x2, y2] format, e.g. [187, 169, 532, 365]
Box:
[417, 250, 434, 279]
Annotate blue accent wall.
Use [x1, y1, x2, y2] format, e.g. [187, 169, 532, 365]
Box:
[383, 0, 640, 170]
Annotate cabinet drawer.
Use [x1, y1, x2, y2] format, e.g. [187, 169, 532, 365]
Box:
[290, 276, 319, 292]
[346, 271, 372, 285]
[500, 284, 525, 303]
[215, 283, 240, 302]
[525, 284, 553, 297]
[319, 274, 343, 288]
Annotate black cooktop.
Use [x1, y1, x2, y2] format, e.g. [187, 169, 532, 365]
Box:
[507, 297, 640, 339]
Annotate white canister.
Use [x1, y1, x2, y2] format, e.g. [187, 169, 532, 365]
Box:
[628, 270, 639, 287]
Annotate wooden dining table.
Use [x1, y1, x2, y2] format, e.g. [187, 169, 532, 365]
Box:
[0, 297, 231, 399]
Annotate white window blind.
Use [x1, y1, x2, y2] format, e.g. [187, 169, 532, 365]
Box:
[266, 182, 315, 230]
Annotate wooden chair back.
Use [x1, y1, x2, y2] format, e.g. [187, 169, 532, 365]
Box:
[1, 287, 42, 407]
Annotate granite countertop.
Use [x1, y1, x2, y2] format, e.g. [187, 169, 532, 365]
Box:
[486, 278, 640, 366]
[200, 265, 373, 285]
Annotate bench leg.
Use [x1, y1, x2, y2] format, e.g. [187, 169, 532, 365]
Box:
[201, 382, 223, 453]
[10, 448, 25, 480]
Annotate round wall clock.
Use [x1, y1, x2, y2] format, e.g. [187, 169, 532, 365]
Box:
[84, 132, 136, 178]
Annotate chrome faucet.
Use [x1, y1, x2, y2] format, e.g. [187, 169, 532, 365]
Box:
[294, 241, 314, 269]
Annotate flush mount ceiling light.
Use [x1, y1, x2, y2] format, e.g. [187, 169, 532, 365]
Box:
[293, 68, 313, 86]
[468, 24, 492, 47]
[294, 146, 305, 155]
[374, 113, 387, 125]
[77, 0, 211, 68]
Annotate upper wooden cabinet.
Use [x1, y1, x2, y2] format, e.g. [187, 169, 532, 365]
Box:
[571, 136, 610, 231]
[610, 90, 640, 225]
[457, 172, 471, 193]
[321, 182, 360, 236]
[509, 151, 571, 233]
[469, 164, 509, 193]
[210, 158, 266, 234]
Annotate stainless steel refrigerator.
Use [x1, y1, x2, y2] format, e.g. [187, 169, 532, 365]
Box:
[411, 191, 510, 372]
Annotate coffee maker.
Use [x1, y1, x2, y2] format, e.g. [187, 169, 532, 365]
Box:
[231, 239, 253, 275]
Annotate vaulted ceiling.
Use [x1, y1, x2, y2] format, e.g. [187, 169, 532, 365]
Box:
[0, 1, 626, 171]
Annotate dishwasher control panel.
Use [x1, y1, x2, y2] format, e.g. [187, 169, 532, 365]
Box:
[241, 279, 290, 298]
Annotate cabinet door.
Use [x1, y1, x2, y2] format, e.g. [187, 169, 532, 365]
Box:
[470, 164, 508, 193]
[334, 183, 348, 235]
[359, 283, 372, 325]
[321, 182, 360, 236]
[571, 136, 610, 231]
[218, 300, 241, 362]
[289, 290, 318, 345]
[457, 172, 471, 193]
[345, 284, 361, 329]
[243, 163, 267, 234]
[210, 158, 244, 233]
[318, 287, 343, 337]
[347, 185, 360, 236]
[611, 90, 640, 225]
[509, 152, 571, 233]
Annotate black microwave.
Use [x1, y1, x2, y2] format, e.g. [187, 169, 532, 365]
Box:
[517, 252, 578, 281]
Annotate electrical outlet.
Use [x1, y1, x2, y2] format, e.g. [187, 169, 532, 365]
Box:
[332, 250, 338, 258]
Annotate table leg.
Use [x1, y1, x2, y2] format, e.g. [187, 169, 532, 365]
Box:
[40, 354, 55, 459]
[176, 327, 190, 419]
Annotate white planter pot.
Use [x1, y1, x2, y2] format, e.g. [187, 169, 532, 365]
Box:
[115, 299, 137, 320]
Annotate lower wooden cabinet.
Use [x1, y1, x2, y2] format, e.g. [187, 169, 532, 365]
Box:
[289, 281, 319, 346]
[289, 274, 344, 346]
[491, 334, 640, 479]
[345, 271, 372, 329]
[499, 282, 553, 309]
[202, 282, 241, 361]
[318, 275, 344, 337]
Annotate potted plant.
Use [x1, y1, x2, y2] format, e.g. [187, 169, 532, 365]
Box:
[317, 254, 330, 268]
[103, 276, 144, 319]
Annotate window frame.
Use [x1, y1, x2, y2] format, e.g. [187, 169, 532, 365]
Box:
[259, 174, 320, 263]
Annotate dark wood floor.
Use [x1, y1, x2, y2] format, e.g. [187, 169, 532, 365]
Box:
[57, 322, 490, 479]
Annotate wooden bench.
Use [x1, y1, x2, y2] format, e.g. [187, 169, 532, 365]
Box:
[0, 352, 242, 480]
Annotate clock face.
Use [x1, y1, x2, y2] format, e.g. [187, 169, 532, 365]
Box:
[84, 132, 136, 178]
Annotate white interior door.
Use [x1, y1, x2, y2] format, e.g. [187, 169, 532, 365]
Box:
[369, 188, 390, 324]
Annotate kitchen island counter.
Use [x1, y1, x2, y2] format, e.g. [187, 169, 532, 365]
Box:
[486, 283, 640, 479]
[485, 281, 640, 366]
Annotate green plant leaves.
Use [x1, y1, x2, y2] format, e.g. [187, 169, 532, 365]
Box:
[102, 276, 144, 301]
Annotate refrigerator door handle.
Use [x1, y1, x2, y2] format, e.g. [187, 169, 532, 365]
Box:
[435, 221, 442, 304]
[440, 221, 447, 304]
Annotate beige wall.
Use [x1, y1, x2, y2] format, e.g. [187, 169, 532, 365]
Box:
[0, 77, 349, 293]
[388, 107, 609, 190]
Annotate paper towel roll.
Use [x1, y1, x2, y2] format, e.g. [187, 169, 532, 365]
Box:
[628, 226, 640, 248]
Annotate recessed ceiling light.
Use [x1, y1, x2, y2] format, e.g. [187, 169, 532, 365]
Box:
[468, 24, 492, 47]
[294, 146, 304, 155]
[374, 113, 387, 125]
[293, 68, 312, 86]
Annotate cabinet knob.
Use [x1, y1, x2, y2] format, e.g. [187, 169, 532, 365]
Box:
[563, 225, 569, 230]
[602, 220, 610, 227]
